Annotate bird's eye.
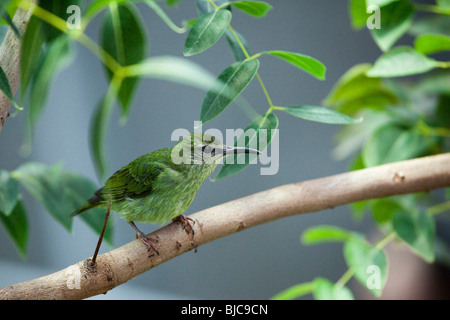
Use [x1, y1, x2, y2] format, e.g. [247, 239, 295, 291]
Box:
[202, 145, 216, 156]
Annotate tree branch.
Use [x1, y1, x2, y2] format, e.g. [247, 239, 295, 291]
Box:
[0, 1, 36, 132]
[1, 153, 449, 299]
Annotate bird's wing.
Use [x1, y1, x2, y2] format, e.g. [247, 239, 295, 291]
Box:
[99, 151, 179, 201]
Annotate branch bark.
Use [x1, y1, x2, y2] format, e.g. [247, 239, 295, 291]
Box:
[1, 153, 449, 300]
[0, 1, 36, 132]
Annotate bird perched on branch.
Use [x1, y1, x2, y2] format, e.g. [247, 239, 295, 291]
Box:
[72, 133, 260, 256]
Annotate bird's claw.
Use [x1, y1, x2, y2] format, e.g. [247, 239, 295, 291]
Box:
[137, 232, 159, 257]
[173, 214, 195, 236]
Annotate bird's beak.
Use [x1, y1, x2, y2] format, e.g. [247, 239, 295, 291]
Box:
[222, 145, 262, 156]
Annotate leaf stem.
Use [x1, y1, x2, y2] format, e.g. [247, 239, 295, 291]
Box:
[144, 0, 187, 34]
[334, 268, 354, 290]
[207, 0, 275, 109]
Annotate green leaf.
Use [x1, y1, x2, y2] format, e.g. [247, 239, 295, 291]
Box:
[230, 1, 273, 18]
[324, 63, 399, 114]
[301, 225, 355, 245]
[271, 282, 314, 300]
[62, 172, 114, 246]
[167, 0, 183, 7]
[0, 66, 19, 110]
[0, 170, 19, 216]
[279, 105, 361, 124]
[14, 163, 72, 231]
[101, 3, 147, 117]
[371, 198, 403, 225]
[362, 124, 431, 167]
[343, 237, 388, 297]
[24, 36, 73, 153]
[259, 50, 326, 80]
[313, 277, 354, 300]
[183, 10, 232, 56]
[393, 211, 435, 262]
[438, 0, 450, 9]
[349, 0, 369, 29]
[367, 46, 439, 78]
[370, 0, 414, 52]
[0, 200, 28, 258]
[215, 113, 278, 180]
[200, 59, 259, 123]
[40, 0, 81, 41]
[415, 33, 450, 55]
[20, 16, 45, 101]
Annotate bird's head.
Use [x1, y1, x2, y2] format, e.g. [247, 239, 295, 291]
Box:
[171, 133, 261, 166]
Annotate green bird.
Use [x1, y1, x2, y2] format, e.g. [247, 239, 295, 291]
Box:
[72, 133, 260, 254]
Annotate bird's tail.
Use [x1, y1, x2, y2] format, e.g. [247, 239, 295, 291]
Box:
[71, 202, 98, 217]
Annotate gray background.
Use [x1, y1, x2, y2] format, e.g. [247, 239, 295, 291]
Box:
[0, 0, 437, 299]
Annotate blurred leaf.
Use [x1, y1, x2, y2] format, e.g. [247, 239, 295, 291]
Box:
[14, 163, 73, 231]
[24, 36, 73, 154]
[367, 0, 399, 6]
[0, 200, 28, 258]
[367, 46, 439, 78]
[123, 56, 217, 91]
[230, 1, 273, 18]
[302, 225, 355, 245]
[313, 277, 354, 300]
[436, 94, 450, 128]
[371, 198, 403, 226]
[167, 0, 183, 7]
[370, 0, 414, 52]
[90, 91, 116, 180]
[349, 0, 369, 29]
[101, 3, 147, 117]
[393, 211, 435, 262]
[20, 16, 44, 100]
[62, 172, 114, 246]
[409, 15, 450, 37]
[415, 33, 450, 55]
[438, 0, 450, 9]
[183, 9, 231, 56]
[0, 170, 19, 216]
[271, 282, 314, 300]
[0, 66, 19, 110]
[215, 113, 278, 180]
[362, 124, 432, 167]
[324, 64, 399, 114]
[279, 105, 361, 124]
[343, 237, 387, 297]
[259, 50, 326, 80]
[200, 59, 259, 123]
[40, 0, 81, 41]
[416, 70, 450, 95]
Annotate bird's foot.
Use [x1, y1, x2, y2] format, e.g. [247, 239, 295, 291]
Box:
[172, 214, 195, 236]
[136, 232, 160, 257]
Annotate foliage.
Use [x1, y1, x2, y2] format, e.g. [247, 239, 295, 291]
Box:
[0, 0, 448, 299]
[273, 0, 450, 300]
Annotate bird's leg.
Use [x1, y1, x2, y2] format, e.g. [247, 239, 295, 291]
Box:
[128, 221, 159, 256]
[172, 214, 195, 236]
